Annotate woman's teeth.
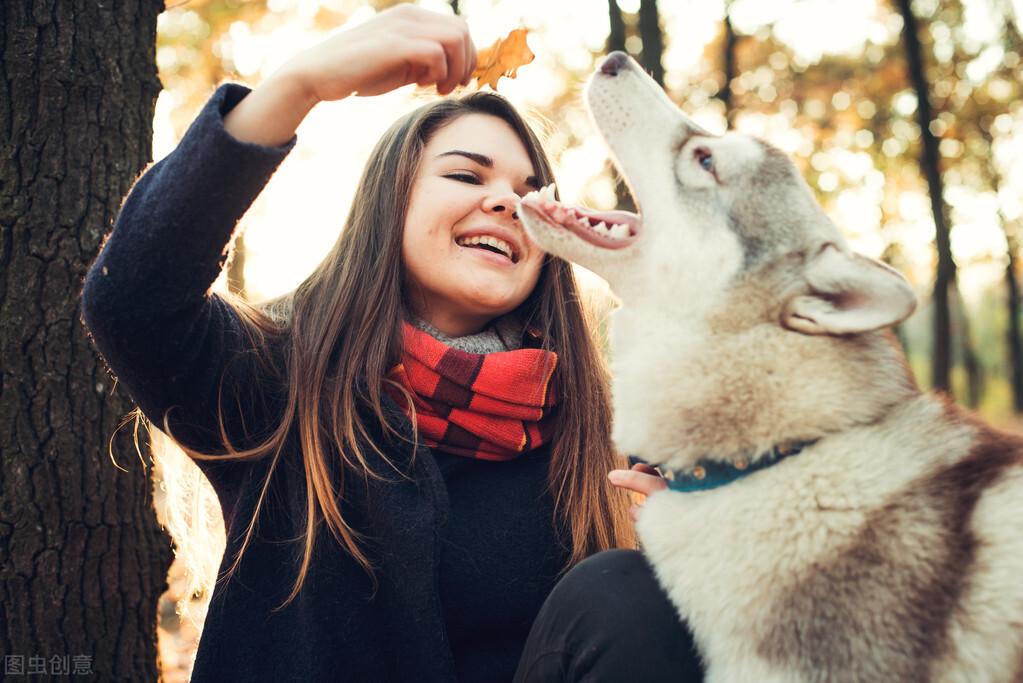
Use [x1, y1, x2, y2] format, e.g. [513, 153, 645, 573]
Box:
[455, 234, 515, 261]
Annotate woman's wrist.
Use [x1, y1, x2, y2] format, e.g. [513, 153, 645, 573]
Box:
[223, 67, 321, 147]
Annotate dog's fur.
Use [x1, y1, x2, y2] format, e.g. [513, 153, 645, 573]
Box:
[518, 53, 1023, 682]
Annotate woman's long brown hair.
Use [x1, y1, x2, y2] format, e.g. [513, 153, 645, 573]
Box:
[138, 90, 636, 613]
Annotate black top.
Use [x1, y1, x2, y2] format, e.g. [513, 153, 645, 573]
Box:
[79, 82, 571, 682]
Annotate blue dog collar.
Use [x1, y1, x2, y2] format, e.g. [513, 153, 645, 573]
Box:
[628, 440, 817, 493]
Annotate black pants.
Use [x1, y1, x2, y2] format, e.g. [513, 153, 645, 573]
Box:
[514, 549, 705, 682]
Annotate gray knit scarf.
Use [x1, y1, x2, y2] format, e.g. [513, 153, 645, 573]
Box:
[410, 314, 525, 354]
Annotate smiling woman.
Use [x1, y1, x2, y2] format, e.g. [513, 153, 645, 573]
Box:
[79, 5, 653, 683]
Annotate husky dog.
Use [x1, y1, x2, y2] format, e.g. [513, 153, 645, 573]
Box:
[518, 51, 1023, 682]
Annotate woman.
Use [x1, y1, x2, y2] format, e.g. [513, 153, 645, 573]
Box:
[80, 5, 699, 681]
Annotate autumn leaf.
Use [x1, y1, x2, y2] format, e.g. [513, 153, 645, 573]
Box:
[472, 28, 534, 90]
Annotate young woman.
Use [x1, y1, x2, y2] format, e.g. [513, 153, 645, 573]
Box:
[80, 5, 700, 681]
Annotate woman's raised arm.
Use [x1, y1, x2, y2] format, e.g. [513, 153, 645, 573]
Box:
[79, 5, 477, 461]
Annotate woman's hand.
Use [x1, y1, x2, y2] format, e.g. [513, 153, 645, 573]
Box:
[225, 5, 474, 146]
[608, 463, 668, 522]
[282, 5, 477, 103]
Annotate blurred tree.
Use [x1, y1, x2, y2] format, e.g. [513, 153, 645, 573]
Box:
[719, 4, 738, 128]
[981, 13, 1023, 413]
[604, 0, 637, 213]
[638, 0, 665, 87]
[0, 0, 173, 680]
[896, 0, 956, 393]
[1008, 239, 1023, 411]
[606, 0, 626, 56]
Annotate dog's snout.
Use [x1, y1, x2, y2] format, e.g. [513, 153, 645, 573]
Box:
[600, 51, 630, 76]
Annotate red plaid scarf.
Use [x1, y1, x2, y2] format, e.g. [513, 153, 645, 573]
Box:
[385, 320, 559, 460]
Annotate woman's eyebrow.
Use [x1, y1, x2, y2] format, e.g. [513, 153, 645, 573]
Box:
[437, 149, 493, 167]
[436, 149, 540, 189]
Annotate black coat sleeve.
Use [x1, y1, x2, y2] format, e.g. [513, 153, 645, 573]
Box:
[80, 83, 297, 469]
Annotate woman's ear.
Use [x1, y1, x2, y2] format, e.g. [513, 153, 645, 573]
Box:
[782, 243, 917, 336]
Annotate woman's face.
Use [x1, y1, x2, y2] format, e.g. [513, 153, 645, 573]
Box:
[402, 113, 547, 337]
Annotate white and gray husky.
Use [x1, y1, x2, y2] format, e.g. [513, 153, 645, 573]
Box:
[518, 52, 1023, 682]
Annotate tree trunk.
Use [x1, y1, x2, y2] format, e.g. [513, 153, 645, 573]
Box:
[605, 0, 637, 213]
[606, 0, 626, 56]
[450, 0, 459, 15]
[721, 7, 737, 127]
[896, 0, 955, 394]
[1007, 238, 1023, 412]
[0, 1, 173, 681]
[637, 0, 665, 87]
[951, 288, 983, 408]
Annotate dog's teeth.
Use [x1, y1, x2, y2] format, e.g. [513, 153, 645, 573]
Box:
[594, 221, 608, 233]
[609, 223, 630, 239]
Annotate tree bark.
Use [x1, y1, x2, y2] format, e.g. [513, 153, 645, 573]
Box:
[896, 0, 955, 394]
[637, 0, 665, 87]
[0, 1, 173, 680]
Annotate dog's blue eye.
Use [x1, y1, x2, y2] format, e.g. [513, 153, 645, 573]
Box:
[695, 149, 714, 172]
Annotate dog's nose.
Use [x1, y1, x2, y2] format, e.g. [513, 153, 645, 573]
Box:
[600, 51, 630, 76]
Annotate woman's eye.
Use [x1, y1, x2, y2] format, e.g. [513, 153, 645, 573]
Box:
[694, 148, 714, 172]
[445, 173, 481, 184]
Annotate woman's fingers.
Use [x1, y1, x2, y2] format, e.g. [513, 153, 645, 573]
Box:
[609, 465, 667, 523]
[283, 5, 479, 101]
[437, 29, 467, 94]
[409, 40, 449, 88]
[607, 467, 668, 497]
[460, 20, 477, 85]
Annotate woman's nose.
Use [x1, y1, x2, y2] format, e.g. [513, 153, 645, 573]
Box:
[483, 190, 521, 221]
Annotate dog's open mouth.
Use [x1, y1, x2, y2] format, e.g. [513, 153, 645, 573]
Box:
[520, 185, 641, 250]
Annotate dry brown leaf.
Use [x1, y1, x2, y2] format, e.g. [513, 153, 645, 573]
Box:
[472, 28, 534, 90]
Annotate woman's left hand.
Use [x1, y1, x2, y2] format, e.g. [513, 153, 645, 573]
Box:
[608, 464, 668, 522]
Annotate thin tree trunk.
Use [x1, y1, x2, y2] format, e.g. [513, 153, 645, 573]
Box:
[951, 288, 983, 408]
[606, 0, 626, 56]
[1, 1, 173, 680]
[450, 0, 459, 15]
[638, 0, 665, 87]
[1008, 241, 1023, 412]
[721, 6, 737, 127]
[896, 0, 955, 394]
[605, 0, 636, 213]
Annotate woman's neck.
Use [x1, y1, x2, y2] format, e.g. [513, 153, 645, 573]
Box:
[410, 314, 524, 354]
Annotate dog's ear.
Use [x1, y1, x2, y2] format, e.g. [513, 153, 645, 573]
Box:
[782, 243, 917, 336]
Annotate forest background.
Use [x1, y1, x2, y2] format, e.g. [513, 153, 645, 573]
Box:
[2, 0, 1022, 680]
[152, 0, 1023, 676]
